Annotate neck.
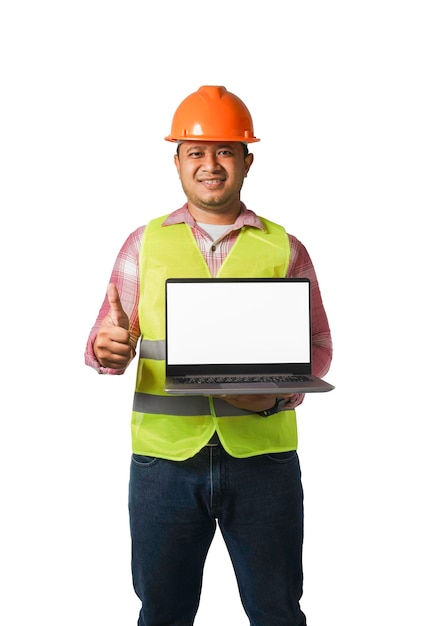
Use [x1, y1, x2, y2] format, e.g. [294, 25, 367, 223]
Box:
[187, 202, 241, 225]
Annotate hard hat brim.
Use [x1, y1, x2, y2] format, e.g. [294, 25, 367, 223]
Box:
[164, 135, 260, 143]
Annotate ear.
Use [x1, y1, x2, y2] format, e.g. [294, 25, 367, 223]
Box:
[244, 152, 254, 177]
[174, 153, 180, 174]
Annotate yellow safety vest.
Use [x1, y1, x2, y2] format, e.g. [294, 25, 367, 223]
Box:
[131, 214, 299, 460]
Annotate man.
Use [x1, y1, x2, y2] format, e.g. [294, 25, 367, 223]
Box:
[85, 85, 333, 626]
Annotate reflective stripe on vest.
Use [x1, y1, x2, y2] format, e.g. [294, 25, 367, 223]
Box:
[131, 214, 298, 460]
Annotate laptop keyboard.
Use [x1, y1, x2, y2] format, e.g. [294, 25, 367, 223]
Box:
[173, 375, 311, 384]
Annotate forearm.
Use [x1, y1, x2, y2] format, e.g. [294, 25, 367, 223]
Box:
[84, 227, 143, 374]
[312, 332, 333, 378]
[287, 233, 333, 379]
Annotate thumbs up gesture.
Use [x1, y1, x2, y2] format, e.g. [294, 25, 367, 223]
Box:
[94, 283, 133, 369]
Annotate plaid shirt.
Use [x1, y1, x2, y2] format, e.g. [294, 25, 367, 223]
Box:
[85, 204, 332, 408]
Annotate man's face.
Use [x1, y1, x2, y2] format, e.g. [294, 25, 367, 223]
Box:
[174, 142, 253, 216]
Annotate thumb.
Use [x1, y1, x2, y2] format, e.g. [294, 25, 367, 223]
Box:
[107, 283, 129, 329]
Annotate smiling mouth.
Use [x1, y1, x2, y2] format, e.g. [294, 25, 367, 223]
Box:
[200, 179, 224, 187]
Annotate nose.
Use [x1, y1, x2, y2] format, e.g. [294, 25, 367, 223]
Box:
[201, 151, 221, 172]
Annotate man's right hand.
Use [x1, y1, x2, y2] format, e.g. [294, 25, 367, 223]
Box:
[94, 283, 132, 369]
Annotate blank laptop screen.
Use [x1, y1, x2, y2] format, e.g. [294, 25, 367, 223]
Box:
[165, 279, 311, 367]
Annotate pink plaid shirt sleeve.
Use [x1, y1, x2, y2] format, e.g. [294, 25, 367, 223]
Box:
[84, 226, 143, 375]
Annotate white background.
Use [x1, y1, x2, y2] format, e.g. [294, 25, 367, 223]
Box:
[1, 1, 428, 624]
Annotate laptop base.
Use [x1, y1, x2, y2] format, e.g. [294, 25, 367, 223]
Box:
[165, 375, 334, 395]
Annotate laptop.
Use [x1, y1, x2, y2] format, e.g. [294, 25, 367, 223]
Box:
[164, 277, 334, 395]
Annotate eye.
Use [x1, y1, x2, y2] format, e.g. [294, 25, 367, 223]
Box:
[218, 149, 233, 157]
[185, 149, 204, 159]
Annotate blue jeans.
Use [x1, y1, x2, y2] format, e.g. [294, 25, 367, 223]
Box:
[129, 441, 306, 626]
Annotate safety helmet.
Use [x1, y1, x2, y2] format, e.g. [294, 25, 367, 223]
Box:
[164, 85, 260, 143]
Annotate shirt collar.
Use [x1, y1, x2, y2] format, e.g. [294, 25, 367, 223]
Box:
[162, 203, 265, 231]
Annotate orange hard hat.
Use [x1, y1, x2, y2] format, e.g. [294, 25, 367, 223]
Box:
[164, 85, 260, 143]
